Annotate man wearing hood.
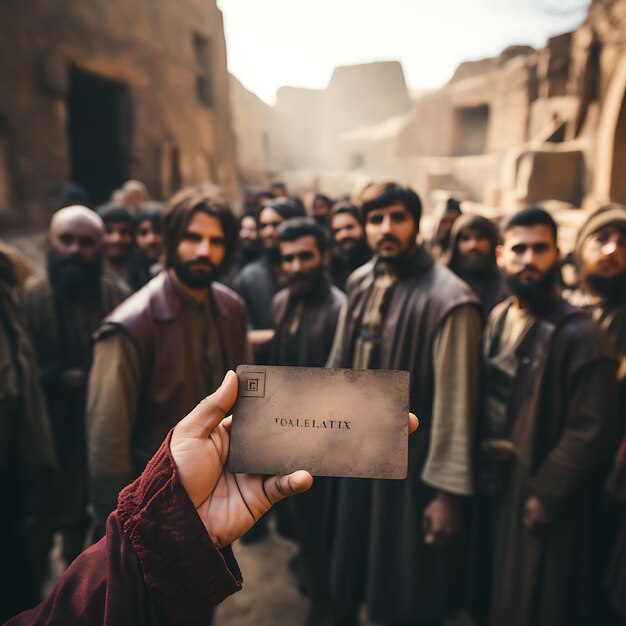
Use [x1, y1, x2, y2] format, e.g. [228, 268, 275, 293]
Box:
[445, 213, 509, 316]
[567, 205, 626, 623]
[20, 206, 129, 576]
[87, 187, 250, 537]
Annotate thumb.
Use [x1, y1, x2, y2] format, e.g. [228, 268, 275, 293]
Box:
[175, 370, 238, 439]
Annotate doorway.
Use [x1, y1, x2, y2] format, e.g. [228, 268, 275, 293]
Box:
[68, 67, 131, 205]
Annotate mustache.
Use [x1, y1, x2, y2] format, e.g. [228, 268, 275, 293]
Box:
[185, 258, 217, 270]
[377, 235, 402, 246]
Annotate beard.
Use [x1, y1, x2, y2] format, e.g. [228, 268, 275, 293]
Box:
[286, 266, 326, 299]
[584, 271, 626, 301]
[505, 263, 560, 307]
[171, 255, 218, 289]
[457, 251, 494, 276]
[47, 250, 102, 301]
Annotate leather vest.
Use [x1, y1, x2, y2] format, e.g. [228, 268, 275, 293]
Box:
[104, 272, 249, 470]
[336, 252, 480, 468]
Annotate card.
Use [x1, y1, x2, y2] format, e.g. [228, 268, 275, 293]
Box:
[227, 365, 410, 479]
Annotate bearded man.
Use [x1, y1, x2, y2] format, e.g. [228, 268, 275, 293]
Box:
[475, 207, 619, 626]
[87, 187, 251, 535]
[328, 200, 372, 291]
[328, 182, 481, 626]
[271, 217, 346, 625]
[567, 205, 626, 623]
[445, 213, 508, 316]
[20, 205, 129, 577]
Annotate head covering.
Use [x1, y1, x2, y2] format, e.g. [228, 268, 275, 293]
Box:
[574, 204, 626, 259]
[444, 213, 500, 271]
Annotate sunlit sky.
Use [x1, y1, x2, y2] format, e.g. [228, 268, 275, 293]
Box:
[218, 0, 590, 105]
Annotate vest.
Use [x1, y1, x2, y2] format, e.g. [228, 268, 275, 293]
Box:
[104, 272, 248, 470]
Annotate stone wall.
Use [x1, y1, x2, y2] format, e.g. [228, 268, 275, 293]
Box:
[0, 0, 238, 222]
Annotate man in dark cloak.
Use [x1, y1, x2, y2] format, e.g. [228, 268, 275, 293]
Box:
[475, 207, 619, 626]
[445, 213, 509, 316]
[327, 182, 482, 626]
[234, 198, 305, 361]
[328, 200, 372, 291]
[567, 204, 626, 623]
[271, 218, 346, 626]
[20, 206, 129, 578]
[0, 251, 56, 622]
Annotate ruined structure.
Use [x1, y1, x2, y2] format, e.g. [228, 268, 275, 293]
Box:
[0, 0, 238, 222]
[232, 0, 626, 222]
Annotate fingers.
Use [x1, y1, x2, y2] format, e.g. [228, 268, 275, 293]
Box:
[175, 370, 238, 439]
[263, 470, 313, 505]
[409, 412, 419, 434]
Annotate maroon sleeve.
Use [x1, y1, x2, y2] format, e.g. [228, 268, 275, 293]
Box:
[7, 431, 242, 626]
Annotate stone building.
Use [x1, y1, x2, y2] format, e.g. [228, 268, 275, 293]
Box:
[0, 0, 238, 222]
[231, 0, 626, 223]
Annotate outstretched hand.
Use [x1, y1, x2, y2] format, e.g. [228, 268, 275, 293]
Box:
[170, 370, 313, 548]
[171, 370, 419, 549]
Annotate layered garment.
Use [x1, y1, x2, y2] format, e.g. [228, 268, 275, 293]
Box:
[271, 281, 346, 624]
[476, 298, 619, 626]
[20, 273, 129, 564]
[87, 272, 251, 528]
[328, 249, 482, 623]
[0, 272, 55, 622]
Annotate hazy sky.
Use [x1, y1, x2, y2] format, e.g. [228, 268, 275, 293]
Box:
[218, 0, 589, 104]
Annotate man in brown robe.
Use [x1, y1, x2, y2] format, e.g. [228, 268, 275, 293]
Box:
[87, 187, 251, 537]
[20, 206, 130, 577]
[476, 207, 619, 626]
[445, 213, 509, 317]
[0, 250, 56, 622]
[271, 218, 346, 626]
[567, 205, 626, 623]
[328, 182, 482, 626]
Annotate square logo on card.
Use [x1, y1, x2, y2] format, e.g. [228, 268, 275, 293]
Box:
[241, 371, 266, 397]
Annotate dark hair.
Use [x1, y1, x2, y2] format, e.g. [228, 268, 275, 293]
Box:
[97, 204, 133, 226]
[260, 198, 306, 221]
[446, 198, 462, 214]
[134, 202, 163, 233]
[313, 193, 333, 207]
[328, 200, 363, 226]
[162, 186, 238, 267]
[271, 181, 287, 191]
[503, 206, 558, 243]
[277, 217, 329, 253]
[359, 182, 422, 227]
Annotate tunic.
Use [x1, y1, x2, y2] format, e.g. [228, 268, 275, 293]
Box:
[477, 297, 619, 626]
[328, 249, 482, 623]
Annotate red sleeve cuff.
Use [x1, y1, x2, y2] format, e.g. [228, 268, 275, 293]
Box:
[117, 430, 242, 624]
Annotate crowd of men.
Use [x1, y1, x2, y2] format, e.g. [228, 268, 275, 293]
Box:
[0, 177, 625, 626]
